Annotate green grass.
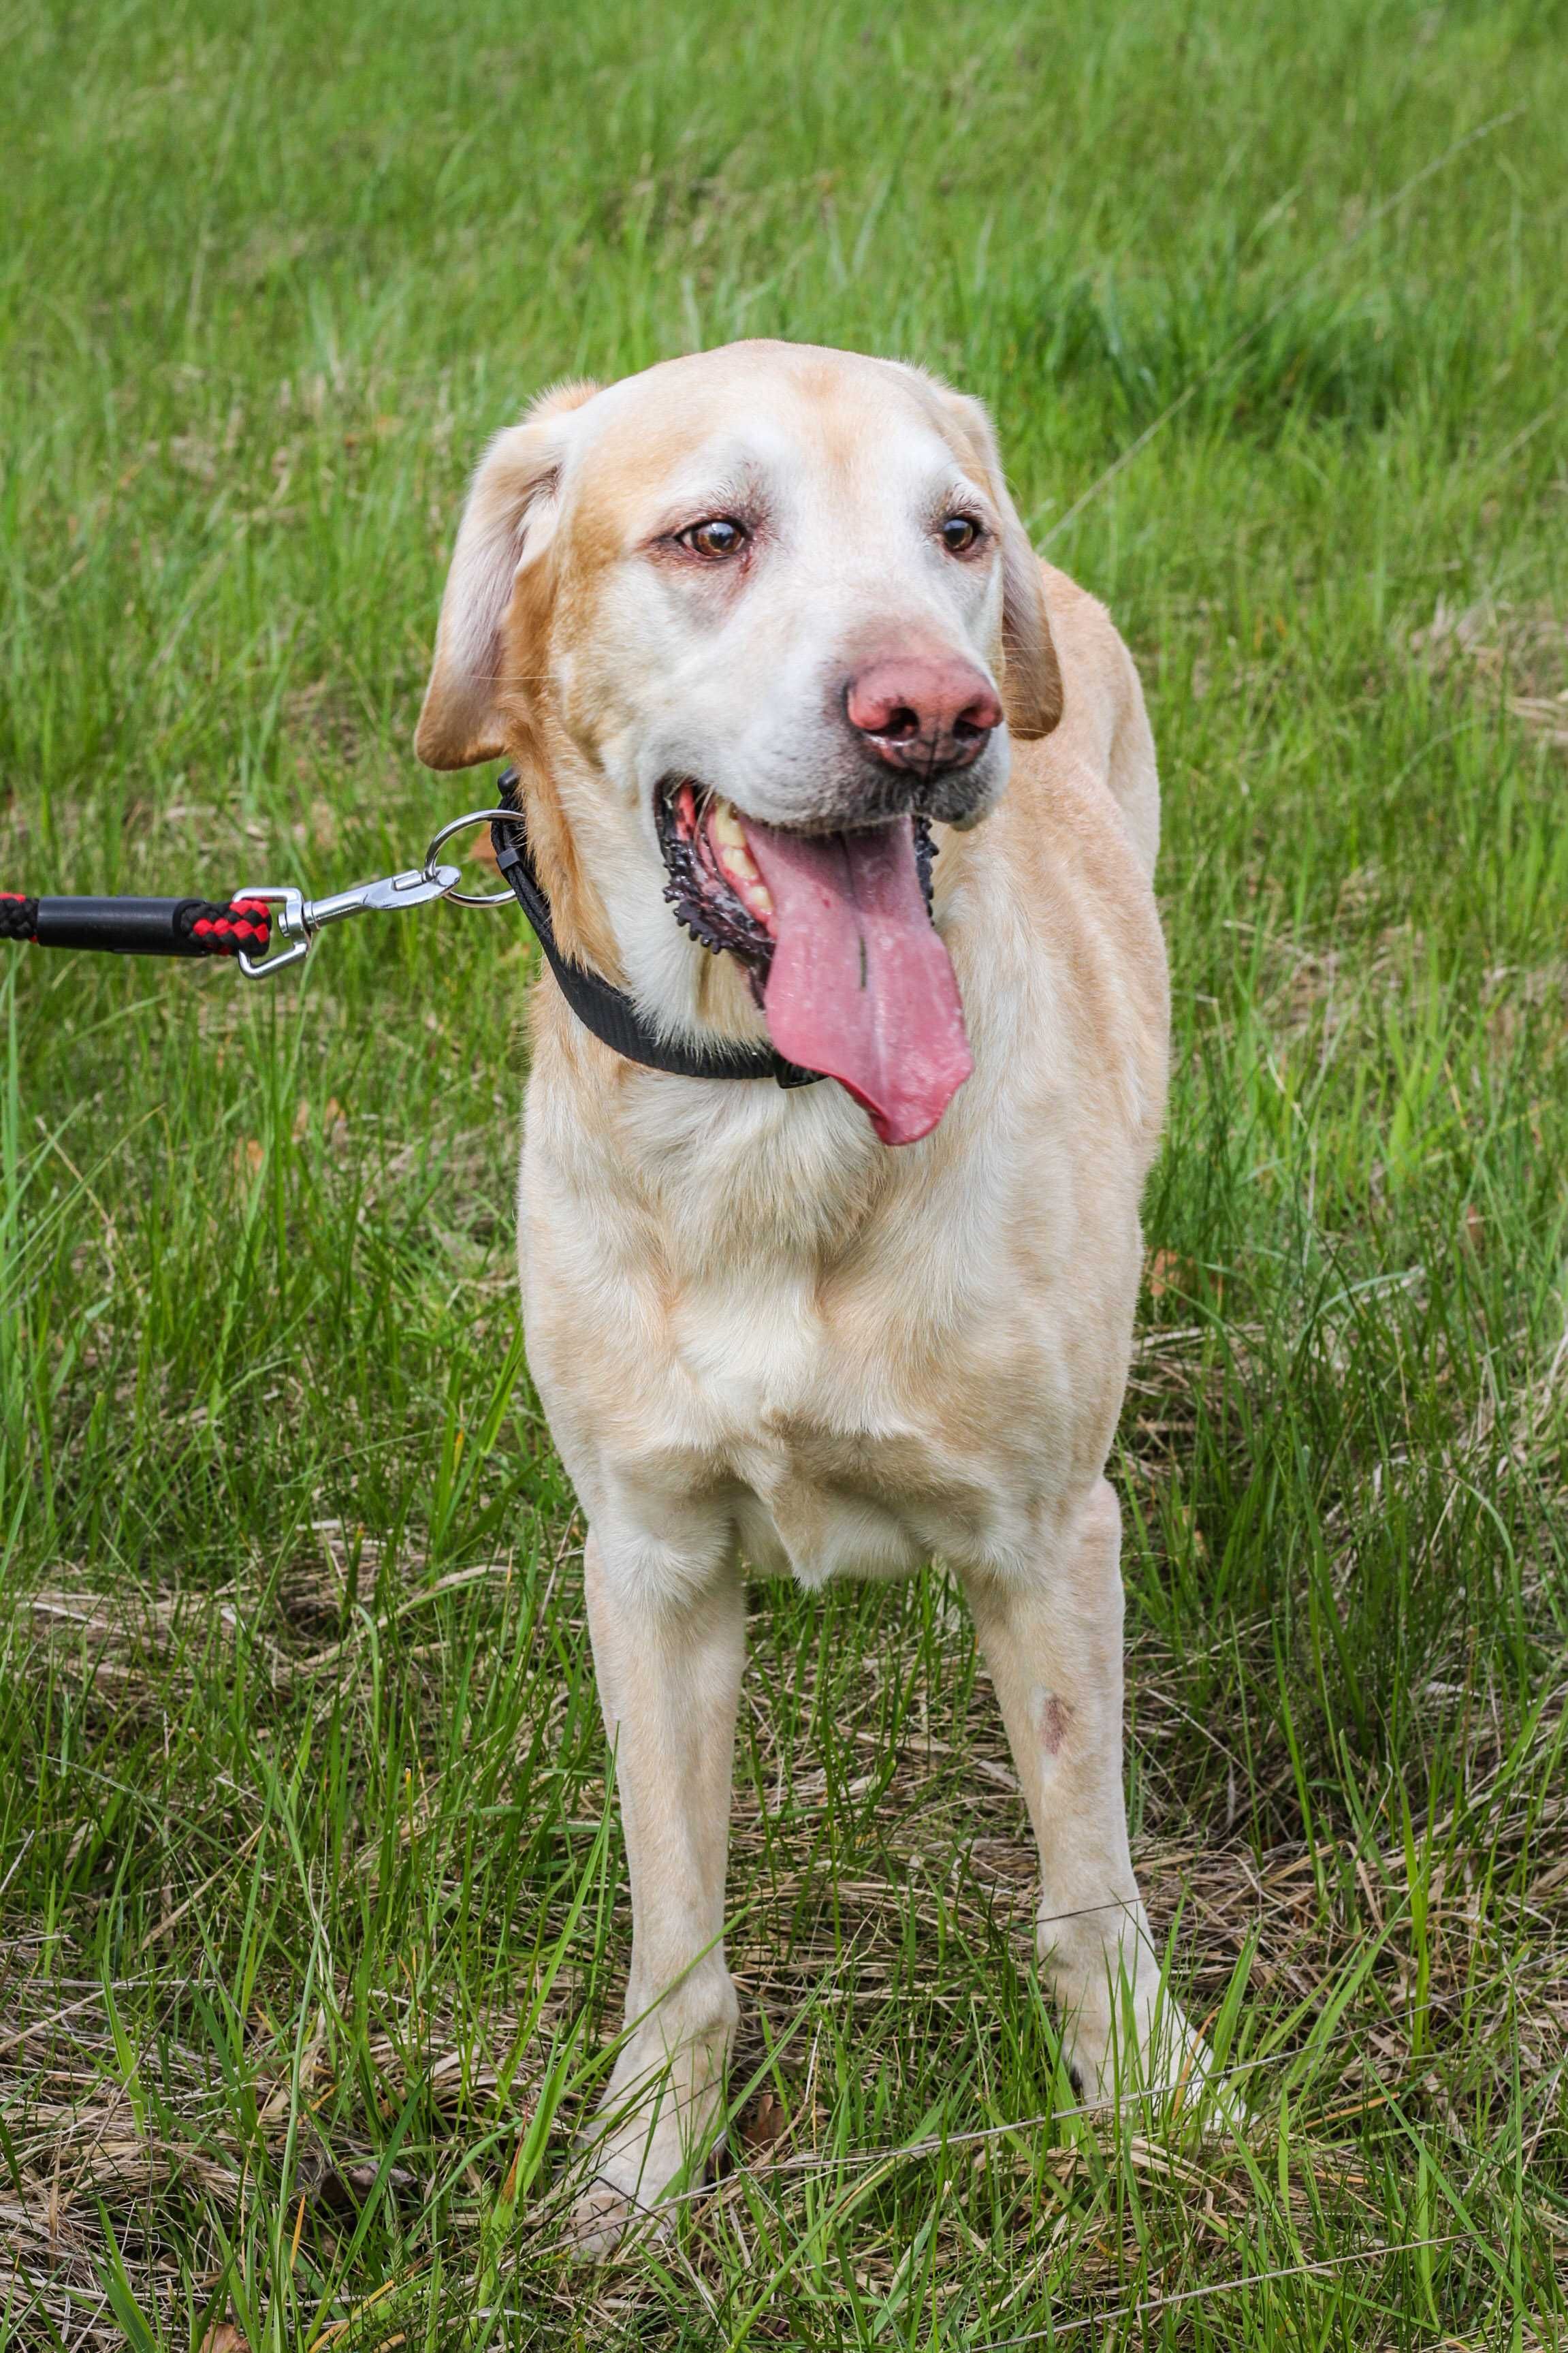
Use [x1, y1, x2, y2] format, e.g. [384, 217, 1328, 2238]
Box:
[2, 0, 1567, 2342]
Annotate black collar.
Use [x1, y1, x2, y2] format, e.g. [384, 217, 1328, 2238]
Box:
[487, 772, 823, 1089]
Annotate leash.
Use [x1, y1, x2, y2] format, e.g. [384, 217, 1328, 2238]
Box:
[1, 771, 822, 1090]
[0, 863, 462, 975]
[0, 890, 283, 961]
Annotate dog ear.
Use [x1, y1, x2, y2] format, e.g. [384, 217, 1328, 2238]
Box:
[929, 385, 1063, 743]
[414, 379, 601, 771]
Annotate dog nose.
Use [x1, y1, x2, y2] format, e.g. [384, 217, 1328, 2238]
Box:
[846, 655, 1003, 773]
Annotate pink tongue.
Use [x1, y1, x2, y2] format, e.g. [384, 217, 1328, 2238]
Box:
[740, 814, 972, 1146]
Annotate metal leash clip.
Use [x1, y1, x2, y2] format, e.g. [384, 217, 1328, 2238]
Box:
[234, 863, 463, 979]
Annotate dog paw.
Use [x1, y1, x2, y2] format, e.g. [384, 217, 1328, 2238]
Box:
[1063, 2005, 1243, 2132]
[564, 2179, 664, 2262]
[561, 2085, 721, 2257]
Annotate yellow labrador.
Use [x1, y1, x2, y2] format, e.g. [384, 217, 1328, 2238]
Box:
[417, 340, 1205, 2249]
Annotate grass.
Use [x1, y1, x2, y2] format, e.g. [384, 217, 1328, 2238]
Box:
[1, 0, 1567, 2341]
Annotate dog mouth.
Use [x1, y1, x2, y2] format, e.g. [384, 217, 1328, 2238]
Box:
[656, 780, 971, 1146]
[658, 781, 783, 977]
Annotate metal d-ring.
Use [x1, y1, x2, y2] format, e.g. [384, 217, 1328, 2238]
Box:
[421, 808, 524, 908]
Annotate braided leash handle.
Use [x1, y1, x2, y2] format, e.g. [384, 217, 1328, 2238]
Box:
[0, 892, 271, 957]
[176, 899, 273, 954]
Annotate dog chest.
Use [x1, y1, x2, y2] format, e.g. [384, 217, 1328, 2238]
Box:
[542, 1262, 1072, 1586]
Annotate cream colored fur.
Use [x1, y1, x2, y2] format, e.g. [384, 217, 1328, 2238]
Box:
[418, 341, 1209, 2253]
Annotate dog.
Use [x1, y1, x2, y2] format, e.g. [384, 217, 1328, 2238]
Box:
[415, 339, 1207, 2250]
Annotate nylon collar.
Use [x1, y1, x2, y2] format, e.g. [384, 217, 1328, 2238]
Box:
[487, 772, 823, 1089]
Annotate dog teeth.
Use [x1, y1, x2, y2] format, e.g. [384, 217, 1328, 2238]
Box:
[690, 793, 778, 935]
[711, 799, 747, 851]
[708, 801, 774, 917]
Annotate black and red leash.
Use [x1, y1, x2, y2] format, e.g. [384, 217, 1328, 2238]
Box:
[0, 819, 473, 979]
[0, 891, 274, 958]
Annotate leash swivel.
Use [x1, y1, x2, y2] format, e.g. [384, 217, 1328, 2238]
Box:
[230, 862, 462, 979]
[227, 800, 543, 974]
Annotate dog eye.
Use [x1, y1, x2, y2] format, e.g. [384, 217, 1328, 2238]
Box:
[940, 514, 982, 554]
[677, 517, 748, 560]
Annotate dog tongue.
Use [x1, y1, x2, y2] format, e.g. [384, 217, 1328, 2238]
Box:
[740, 814, 972, 1145]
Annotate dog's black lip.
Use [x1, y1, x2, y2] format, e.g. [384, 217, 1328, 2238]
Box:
[656, 778, 776, 995]
[654, 777, 937, 994]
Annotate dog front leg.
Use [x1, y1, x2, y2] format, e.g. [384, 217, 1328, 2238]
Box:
[571, 1522, 744, 2252]
[961, 1477, 1209, 2111]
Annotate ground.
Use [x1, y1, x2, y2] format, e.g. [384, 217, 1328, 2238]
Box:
[1, 0, 1566, 2345]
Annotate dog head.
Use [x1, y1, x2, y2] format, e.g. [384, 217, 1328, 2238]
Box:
[416, 341, 1061, 1143]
